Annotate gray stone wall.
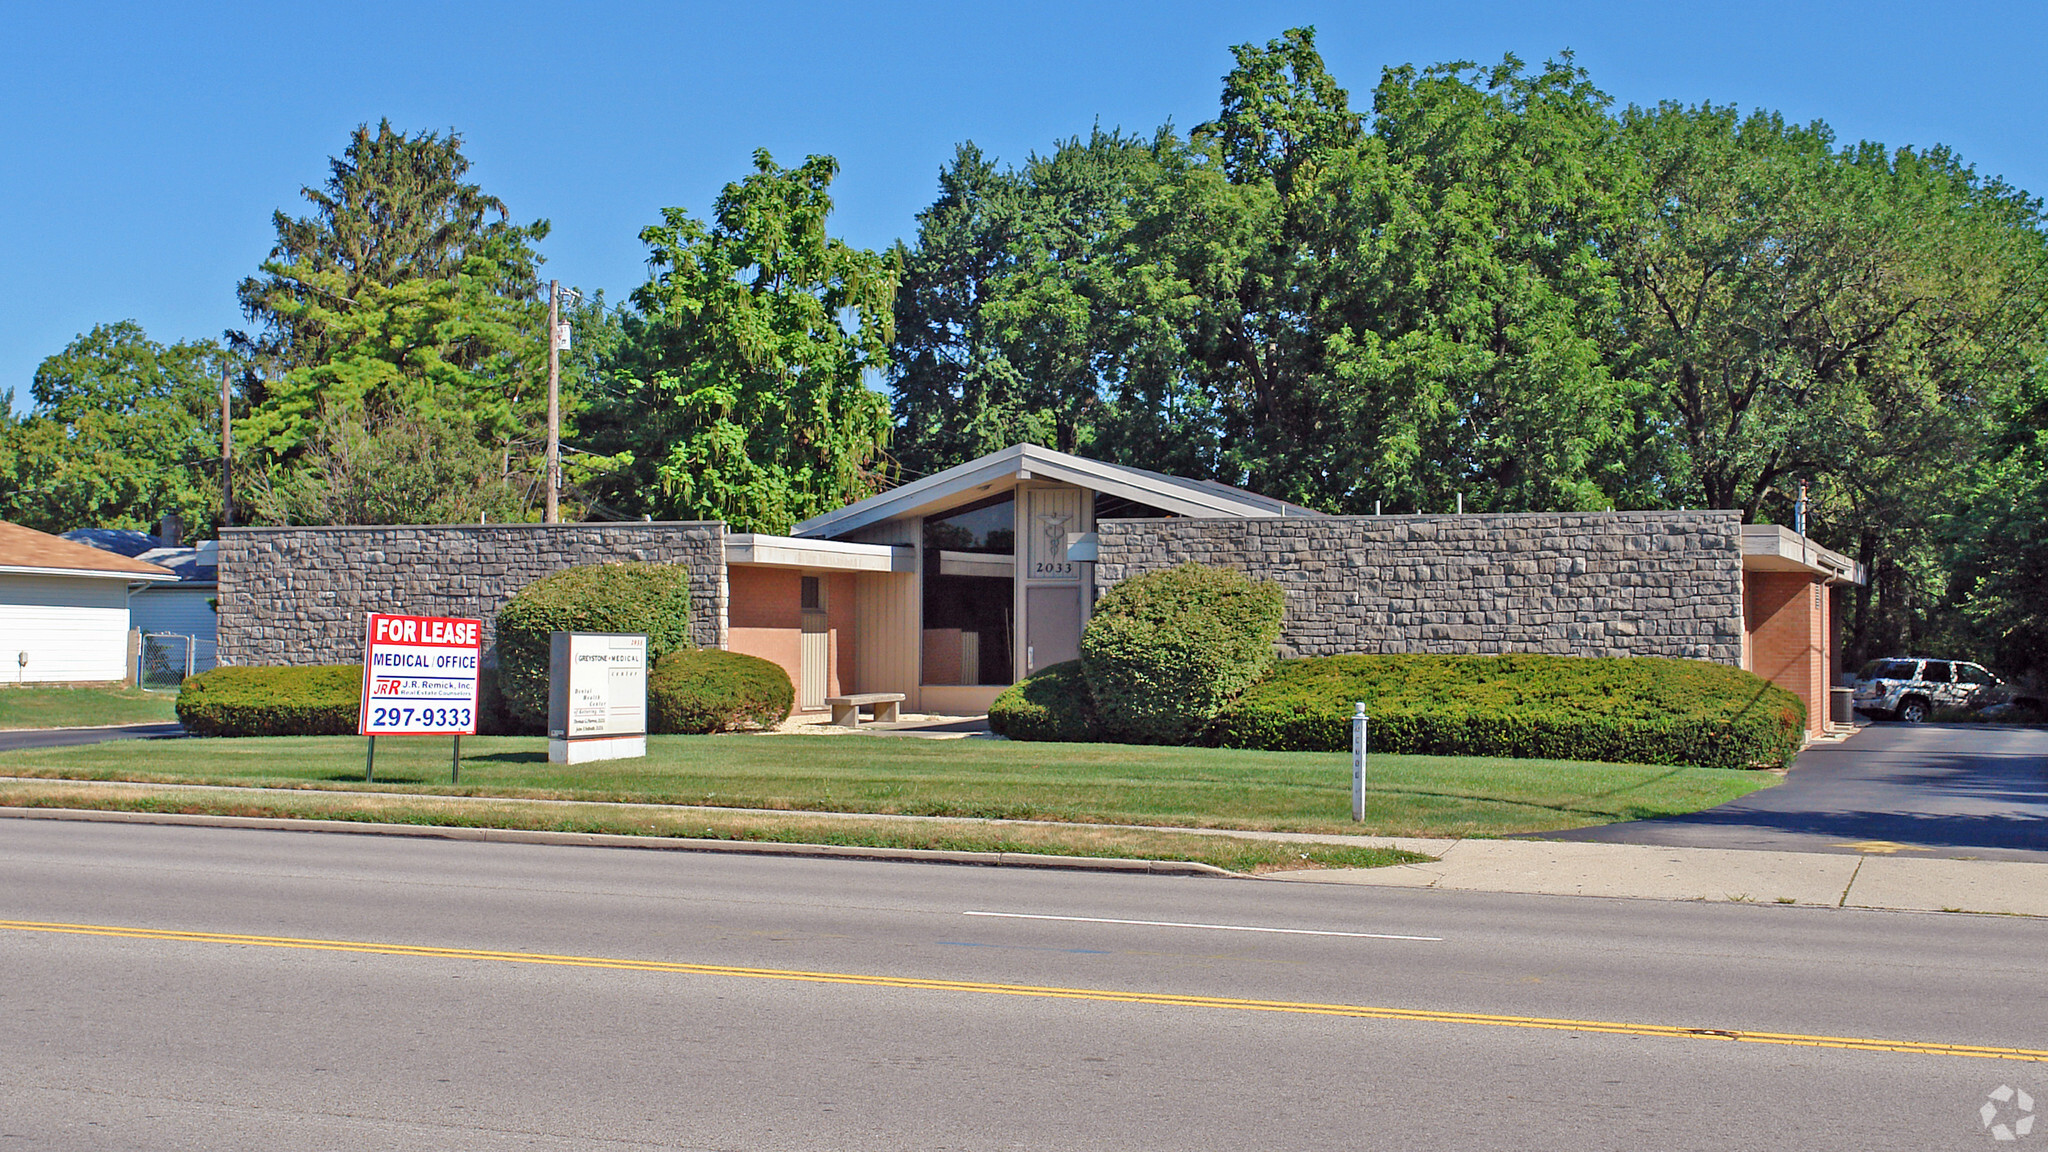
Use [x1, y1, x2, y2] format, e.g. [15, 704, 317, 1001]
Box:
[217, 523, 727, 667]
[1094, 511, 1744, 664]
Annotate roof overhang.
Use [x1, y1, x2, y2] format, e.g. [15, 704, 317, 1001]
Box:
[793, 443, 1315, 540]
[0, 564, 180, 582]
[1740, 525, 1864, 585]
[725, 534, 914, 573]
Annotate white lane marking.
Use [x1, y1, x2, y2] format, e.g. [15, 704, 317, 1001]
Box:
[963, 911, 1442, 942]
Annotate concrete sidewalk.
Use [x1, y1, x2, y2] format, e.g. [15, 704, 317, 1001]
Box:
[1264, 836, 2048, 917]
[4, 775, 2044, 917]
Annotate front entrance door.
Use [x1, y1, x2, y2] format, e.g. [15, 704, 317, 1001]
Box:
[800, 576, 827, 710]
[1024, 585, 1081, 675]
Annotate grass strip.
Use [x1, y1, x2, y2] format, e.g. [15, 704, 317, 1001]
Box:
[3, 732, 1776, 838]
[0, 685, 177, 730]
[0, 782, 1427, 875]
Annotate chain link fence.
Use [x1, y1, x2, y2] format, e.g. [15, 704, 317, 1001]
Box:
[138, 633, 214, 691]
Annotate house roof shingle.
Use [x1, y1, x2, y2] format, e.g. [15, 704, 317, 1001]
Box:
[60, 527, 163, 558]
[0, 520, 178, 580]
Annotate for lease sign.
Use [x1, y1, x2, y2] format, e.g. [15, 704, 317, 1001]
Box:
[358, 613, 484, 736]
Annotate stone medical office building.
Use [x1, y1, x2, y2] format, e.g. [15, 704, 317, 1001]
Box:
[217, 443, 1862, 737]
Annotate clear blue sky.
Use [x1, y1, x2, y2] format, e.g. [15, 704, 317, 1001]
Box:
[5, 1, 2043, 410]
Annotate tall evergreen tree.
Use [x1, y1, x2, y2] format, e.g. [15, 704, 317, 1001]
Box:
[230, 122, 555, 520]
[235, 120, 547, 381]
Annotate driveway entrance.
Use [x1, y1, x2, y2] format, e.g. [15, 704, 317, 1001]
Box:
[1548, 723, 2048, 862]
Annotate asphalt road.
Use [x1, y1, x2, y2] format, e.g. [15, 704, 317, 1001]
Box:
[1550, 722, 2048, 861]
[3, 820, 2044, 1150]
[0, 723, 183, 752]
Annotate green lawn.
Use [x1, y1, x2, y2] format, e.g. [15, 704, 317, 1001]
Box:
[0, 685, 179, 730]
[0, 778, 1421, 874]
[1, 732, 1777, 838]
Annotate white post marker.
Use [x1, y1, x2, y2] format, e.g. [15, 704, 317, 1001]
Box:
[359, 613, 484, 783]
[548, 632, 647, 764]
[1351, 701, 1369, 823]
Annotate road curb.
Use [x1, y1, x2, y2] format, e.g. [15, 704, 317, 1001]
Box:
[0, 806, 1241, 878]
[0, 722, 183, 734]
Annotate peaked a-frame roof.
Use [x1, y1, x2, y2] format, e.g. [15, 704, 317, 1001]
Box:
[792, 443, 1321, 541]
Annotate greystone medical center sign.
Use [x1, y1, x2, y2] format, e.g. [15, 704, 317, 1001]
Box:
[548, 632, 647, 764]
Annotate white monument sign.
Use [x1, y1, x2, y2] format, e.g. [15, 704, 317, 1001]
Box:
[548, 632, 647, 764]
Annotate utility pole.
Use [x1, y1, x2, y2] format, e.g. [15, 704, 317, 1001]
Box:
[219, 366, 234, 527]
[545, 279, 561, 524]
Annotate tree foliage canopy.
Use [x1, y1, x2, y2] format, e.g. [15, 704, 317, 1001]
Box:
[230, 121, 555, 517]
[0, 322, 230, 533]
[884, 27, 2048, 673]
[579, 151, 895, 533]
[235, 120, 547, 380]
[12, 33, 2048, 676]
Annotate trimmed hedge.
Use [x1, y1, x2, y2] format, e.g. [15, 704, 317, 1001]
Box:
[649, 648, 794, 734]
[496, 563, 696, 728]
[988, 660, 1103, 742]
[1215, 654, 1805, 769]
[474, 663, 531, 736]
[1080, 563, 1285, 744]
[176, 665, 362, 736]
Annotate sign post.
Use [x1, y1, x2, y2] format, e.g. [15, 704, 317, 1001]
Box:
[1351, 702, 1369, 823]
[358, 613, 484, 783]
[548, 632, 647, 764]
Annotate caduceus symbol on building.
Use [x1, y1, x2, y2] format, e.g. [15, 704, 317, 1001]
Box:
[1038, 512, 1073, 560]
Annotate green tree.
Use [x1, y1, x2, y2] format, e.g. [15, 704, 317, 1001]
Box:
[890, 32, 1639, 511]
[1122, 34, 1635, 511]
[0, 322, 233, 534]
[231, 122, 555, 523]
[238, 234, 546, 461]
[1611, 104, 2048, 662]
[1943, 359, 2048, 677]
[248, 405, 526, 526]
[889, 144, 1026, 476]
[235, 120, 547, 383]
[583, 151, 895, 533]
[890, 132, 1206, 477]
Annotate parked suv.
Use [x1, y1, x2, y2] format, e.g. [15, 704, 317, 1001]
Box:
[1851, 658, 2002, 723]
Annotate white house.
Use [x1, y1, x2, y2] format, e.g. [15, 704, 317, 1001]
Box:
[1, 520, 177, 684]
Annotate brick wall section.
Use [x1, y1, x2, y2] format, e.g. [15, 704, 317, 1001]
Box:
[1744, 570, 1827, 733]
[216, 523, 727, 667]
[1094, 511, 1745, 664]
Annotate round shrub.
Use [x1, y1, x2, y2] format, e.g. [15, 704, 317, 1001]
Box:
[988, 660, 1102, 742]
[1214, 653, 1806, 769]
[495, 563, 696, 728]
[649, 648, 794, 734]
[473, 663, 531, 736]
[176, 665, 362, 736]
[1080, 563, 1285, 744]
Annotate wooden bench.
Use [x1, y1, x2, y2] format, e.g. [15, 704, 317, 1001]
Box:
[826, 693, 905, 728]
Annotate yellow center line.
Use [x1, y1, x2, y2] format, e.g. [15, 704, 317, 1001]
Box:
[5, 918, 2041, 1063]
